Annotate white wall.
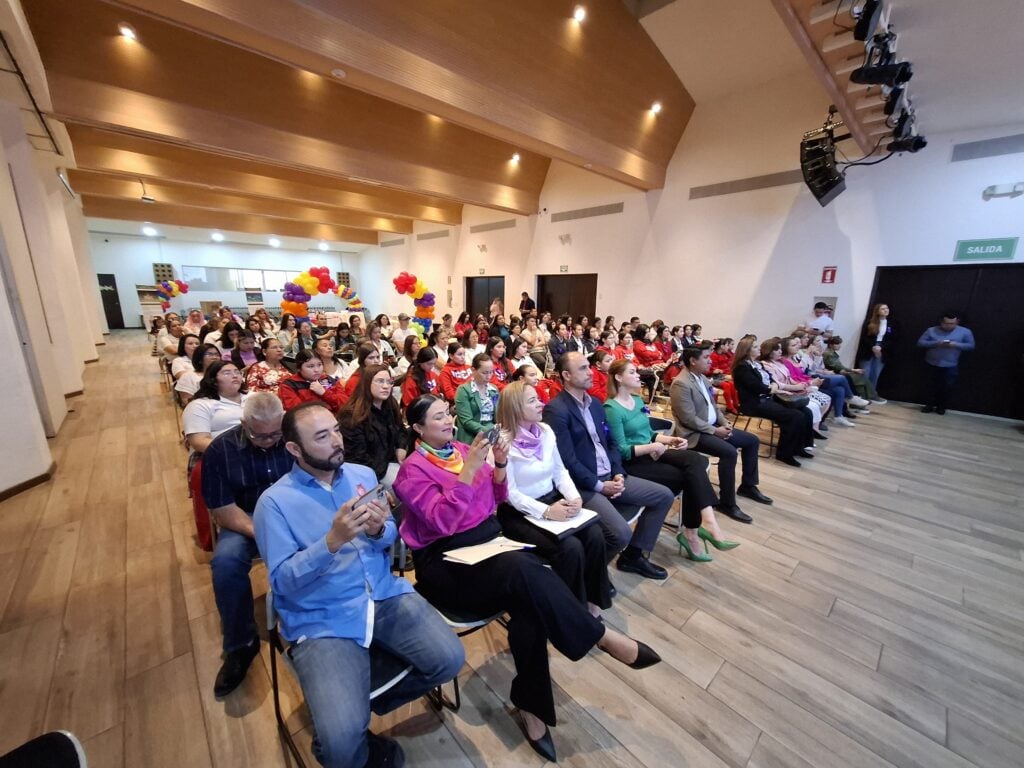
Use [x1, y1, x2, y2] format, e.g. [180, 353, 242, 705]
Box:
[352, 68, 1024, 365]
[88, 235, 364, 326]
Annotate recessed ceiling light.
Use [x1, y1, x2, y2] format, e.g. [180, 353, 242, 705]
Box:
[211, 232, 225, 242]
[317, 241, 329, 251]
[573, 6, 587, 23]
[268, 237, 281, 248]
[583, 163, 593, 169]
[118, 22, 137, 41]
[331, 68, 347, 79]
[141, 225, 158, 237]
[650, 101, 662, 115]
[511, 152, 521, 163]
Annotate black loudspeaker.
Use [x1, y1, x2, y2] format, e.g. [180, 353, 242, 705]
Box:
[801, 135, 846, 207]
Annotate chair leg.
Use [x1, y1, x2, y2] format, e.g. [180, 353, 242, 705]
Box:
[426, 676, 461, 712]
[270, 633, 307, 767]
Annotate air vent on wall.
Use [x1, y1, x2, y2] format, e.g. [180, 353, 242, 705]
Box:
[469, 219, 516, 234]
[336, 272, 352, 287]
[951, 133, 1024, 163]
[153, 262, 174, 283]
[416, 229, 450, 241]
[380, 237, 405, 248]
[550, 202, 624, 223]
[689, 170, 804, 200]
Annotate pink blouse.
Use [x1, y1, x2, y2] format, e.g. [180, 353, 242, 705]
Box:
[393, 443, 508, 549]
[781, 358, 812, 384]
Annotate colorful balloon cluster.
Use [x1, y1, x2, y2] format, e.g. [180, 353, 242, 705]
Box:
[337, 284, 364, 310]
[279, 266, 363, 319]
[157, 279, 189, 310]
[392, 271, 435, 336]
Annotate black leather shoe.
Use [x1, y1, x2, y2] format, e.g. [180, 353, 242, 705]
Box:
[921, 405, 935, 413]
[608, 580, 617, 598]
[715, 504, 753, 524]
[812, 429, 829, 440]
[617, 553, 668, 580]
[936, 407, 946, 415]
[778, 456, 802, 467]
[367, 731, 406, 767]
[629, 641, 662, 670]
[737, 485, 773, 505]
[515, 710, 556, 762]
[795, 449, 815, 459]
[213, 638, 260, 698]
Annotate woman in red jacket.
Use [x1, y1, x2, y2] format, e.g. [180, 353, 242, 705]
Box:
[588, 350, 613, 402]
[277, 350, 349, 413]
[509, 364, 561, 404]
[401, 347, 441, 406]
[709, 338, 740, 414]
[487, 337, 514, 390]
[439, 342, 473, 401]
[341, 342, 383, 400]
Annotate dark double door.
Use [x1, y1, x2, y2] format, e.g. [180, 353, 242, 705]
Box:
[536, 273, 598, 320]
[466, 276, 505, 320]
[866, 263, 1024, 419]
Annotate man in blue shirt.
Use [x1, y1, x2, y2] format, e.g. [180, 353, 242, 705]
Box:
[254, 403, 464, 768]
[916, 311, 976, 415]
[202, 393, 294, 698]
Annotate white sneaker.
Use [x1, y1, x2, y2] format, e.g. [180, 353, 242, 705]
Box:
[849, 396, 870, 408]
[834, 416, 856, 427]
[869, 398, 887, 405]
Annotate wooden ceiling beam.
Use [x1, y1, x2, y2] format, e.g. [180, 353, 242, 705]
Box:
[67, 124, 461, 225]
[82, 196, 380, 244]
[67, 169, 413, 233]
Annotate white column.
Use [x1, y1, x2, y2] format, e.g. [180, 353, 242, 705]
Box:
[64, 195, 108, 339]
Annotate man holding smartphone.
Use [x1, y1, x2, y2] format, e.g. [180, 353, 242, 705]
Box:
[254, 403, 464, 768]
[916, 311, 975, 414]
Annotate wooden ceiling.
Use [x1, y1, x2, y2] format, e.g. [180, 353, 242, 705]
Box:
[771, 0, 897, 155]
[24, 0, 694, 243]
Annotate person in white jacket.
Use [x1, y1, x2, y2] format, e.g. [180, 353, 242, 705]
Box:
[495, 381, 612, 616]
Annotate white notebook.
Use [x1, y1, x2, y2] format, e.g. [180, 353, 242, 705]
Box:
[524, 507, 599, 539]
[443, 536, 535, 565]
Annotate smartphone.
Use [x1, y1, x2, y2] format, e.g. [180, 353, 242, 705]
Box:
[484, 424, 502, 444]
[352, 483, 387, 511]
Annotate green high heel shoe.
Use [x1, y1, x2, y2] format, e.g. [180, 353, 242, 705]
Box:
[677, 532, 713, 562]
[698, 527, 740, 551]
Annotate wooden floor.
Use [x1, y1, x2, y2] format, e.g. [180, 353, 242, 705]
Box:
[1, 331, 1023, 768]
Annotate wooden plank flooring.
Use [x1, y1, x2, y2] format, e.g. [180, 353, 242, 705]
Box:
[0, 330, 1022, 767]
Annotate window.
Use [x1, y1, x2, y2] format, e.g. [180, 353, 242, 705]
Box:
[181, 266, 297, 292]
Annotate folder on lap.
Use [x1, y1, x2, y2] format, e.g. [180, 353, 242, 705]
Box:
[524, 508, 599, 539]
[443, 536, 535, 565]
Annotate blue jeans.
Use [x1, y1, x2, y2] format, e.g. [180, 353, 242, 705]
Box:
[287, 592, 465, 768]
[860, 356, 884, 392]
[818, 374, 852, 417]
[210, 528, 260, 653]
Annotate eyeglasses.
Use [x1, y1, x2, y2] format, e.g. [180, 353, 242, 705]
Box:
[246, 429, 283, 442]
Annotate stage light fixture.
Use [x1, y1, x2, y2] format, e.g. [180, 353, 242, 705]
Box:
[853, 0, 882, 41]
[850, 61, 912, 87]
[887, 136, 927, 153]
[883, 86, 905, 115]
[892, 110, 912, 140]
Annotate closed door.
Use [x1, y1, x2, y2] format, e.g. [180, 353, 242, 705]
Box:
[536, 274, 597, 319]
[465, 276, 504, 319]
[97, 273, 125, 329]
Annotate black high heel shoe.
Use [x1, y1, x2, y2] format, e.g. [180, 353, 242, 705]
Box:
[515, 709, 557, 762]
[629, 641, 662, 670]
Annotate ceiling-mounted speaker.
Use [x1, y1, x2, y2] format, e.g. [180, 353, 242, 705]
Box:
[801, 135, 846, 207]
[854, 0, 882, 41]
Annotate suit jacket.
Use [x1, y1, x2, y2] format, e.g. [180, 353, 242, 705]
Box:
[548, 336, 569, 362]
[542, 390, 625, 492]
[670, 371, 726, 449]
[568, 336, 589, 355]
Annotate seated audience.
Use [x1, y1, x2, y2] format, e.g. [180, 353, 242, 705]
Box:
[510, 364, 561, 404]
[200, 316, 227, 346]
[223, 330, 263, 372]
[604, 361, 737, 561]
[490, 314, 511, 343]
[314, 336, 352, 384]
[372, 313, 393, 340]
[275, 313, 297, 351]
[348, 313, 364, 339]
[731, 337, 814, 467]
[671, 347, 773, 523]
[216, 321, 244, 353]
[255, 403, 464, 768]
[390, 313, 415, 348]
[508, 336, 533, 370]
[160, 318, 185, 363]
[171, 334, 201, 380]
[439, 342, 472, 401]
[342, 343, 383, 400]
[245, 338, 290, 395]
[333, 321, 354, 350]
[245, 316, 269, 343]
[183, 309, 205, 336]
[789, 334, 870, 424]
[547, 322, 570, 364]
[176, 343, 223, 405]
[253, 307, 277, 334]
[708, 338, 740, 414]
[521, 316, 548, 370]
[588, 350, 613, 402]
[201, 393, 293, 697]
[474, 316, 490, 345]
[680, 325, 697, 348]
[824, 336, 882, 403]
[278, 350, 348, 413]
[454, 353, 499, 443]
[615, 331, 636, 362]
[543, 353, 675, 579]
[761, 337, 830, 435]
[487, 337, 514, 389]
[567, 323, 589, 355]
[394, 395, 660, 761]
[338, 364, 408, 484]
[496, 381, 611, 613]
[288, 320, 317, 357]
[453, 311, 473, 338]
[395, 334, 422, 377]
[428, 328, 450, 368]
[460, 328, 485, 360]
[401, 347, 440, 407]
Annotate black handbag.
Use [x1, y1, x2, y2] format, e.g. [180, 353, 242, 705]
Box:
[774, 392, 810, 409]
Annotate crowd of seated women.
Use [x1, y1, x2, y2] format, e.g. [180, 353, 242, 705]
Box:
[154, 302, 884, 764]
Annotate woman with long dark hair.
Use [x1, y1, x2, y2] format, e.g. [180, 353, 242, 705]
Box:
[175, 342, 223, 406]
[401, 347, 440, 406]
[245, 338, 290, 394]
[338, 363, 407, 483]
[487, 336, 514, 390]
[224, 330, 264, 371]
[856, 303, 892, 403]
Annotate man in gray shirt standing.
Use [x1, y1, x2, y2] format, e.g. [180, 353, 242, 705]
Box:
[916, 311, 975, 414]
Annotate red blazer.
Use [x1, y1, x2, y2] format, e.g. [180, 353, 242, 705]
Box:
[587, 368, 609, 402]
[710, 351, 734, 375]
[401, 369, 440, 407]
[278, 374, 348, 413]
[439, 362, 472, 401]
[535, 377, 562, 404]
[632, 341, 664, 367]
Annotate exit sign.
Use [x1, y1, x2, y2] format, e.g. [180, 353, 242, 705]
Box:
[559, 265, 568, 273]
[821, 266, 837, 284]
[954, 237, 1017, 261]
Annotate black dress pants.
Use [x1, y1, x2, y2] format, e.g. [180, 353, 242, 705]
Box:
[624, 450, 718, 528]
[413, 517, 605, 726]
[497, 500, 611, 610]
[695, 429, 760, 507]
[745, 400, 813, 460]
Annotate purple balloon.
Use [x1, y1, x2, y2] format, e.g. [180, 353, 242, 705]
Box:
[422, 293, 435, 304]
[284, 282, 297, 292]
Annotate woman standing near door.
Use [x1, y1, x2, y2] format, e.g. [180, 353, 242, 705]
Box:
[857, 303, 893, 404]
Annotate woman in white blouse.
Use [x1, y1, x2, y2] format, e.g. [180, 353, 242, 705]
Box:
[170, 334, 201, 380]
[496, 381, 611, 616]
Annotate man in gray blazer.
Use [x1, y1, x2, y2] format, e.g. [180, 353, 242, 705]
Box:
[671, 346, 772, 523]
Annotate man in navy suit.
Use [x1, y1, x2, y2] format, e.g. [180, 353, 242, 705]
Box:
[543, 352, 674, 580]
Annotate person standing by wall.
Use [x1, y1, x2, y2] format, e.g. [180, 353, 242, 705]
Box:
[916, 311, 975, 415]
[857, 303, 894, 403]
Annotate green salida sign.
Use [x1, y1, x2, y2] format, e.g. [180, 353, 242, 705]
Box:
[953, 237, 1018, 261]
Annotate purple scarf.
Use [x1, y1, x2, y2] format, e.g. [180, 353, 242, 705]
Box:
[513, 422, 545, 461]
